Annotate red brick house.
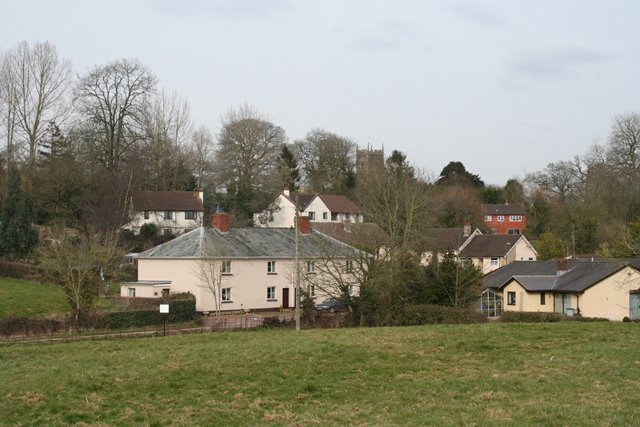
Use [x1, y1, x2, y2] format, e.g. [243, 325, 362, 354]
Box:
[481, 203, 526, 235]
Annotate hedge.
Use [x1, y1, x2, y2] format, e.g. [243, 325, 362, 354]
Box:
[500, 311, 610, 323]
[0, 261, 42, 280]
[101, 296, 196, 329]
[399, 304, 488, 325]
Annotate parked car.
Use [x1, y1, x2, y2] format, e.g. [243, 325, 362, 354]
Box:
[315, 298, 346, 313]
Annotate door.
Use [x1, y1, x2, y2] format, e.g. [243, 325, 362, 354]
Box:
[282, 288, 290, 310]
[630, 293, 640, 321]
[554, 294, 563, 313]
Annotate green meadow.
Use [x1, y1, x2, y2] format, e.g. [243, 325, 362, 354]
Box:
[1, 322, 639, 426]
[0, 277, 69, 319]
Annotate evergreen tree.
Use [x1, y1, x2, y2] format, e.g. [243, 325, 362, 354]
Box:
[0, 167, 39, 260]
[279, 145, 300, 192]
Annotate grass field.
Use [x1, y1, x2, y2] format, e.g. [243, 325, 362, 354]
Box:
[0, 277, 69, 319]
[1, 322, 639, 426]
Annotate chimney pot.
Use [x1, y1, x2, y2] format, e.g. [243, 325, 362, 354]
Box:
[463, 222, 471, 237]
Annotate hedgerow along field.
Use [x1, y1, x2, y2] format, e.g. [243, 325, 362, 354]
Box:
[2, 322, 639, 426]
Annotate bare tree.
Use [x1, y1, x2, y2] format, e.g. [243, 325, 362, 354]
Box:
[191, 237, 233, 322]
[75, 58, 157, 171]
[38, 229, 124, 324]
[293, 128, 356, 195]
[607, 112, 640, 178]
[214, 104, 286, 218]
[0, 41, 73, 176]
[189, 125, 216, 189]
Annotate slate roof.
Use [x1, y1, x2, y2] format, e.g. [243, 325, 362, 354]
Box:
[286, 193, 317, 211]
[459, 234, 523, 257]
[433, 228, 469, 250]
[310, 222, 390, 246]
[137, 227, 368, 260]
[481, 204, 526, 216]
[484, 259, 640, 293]
[132, 191, 204, 212]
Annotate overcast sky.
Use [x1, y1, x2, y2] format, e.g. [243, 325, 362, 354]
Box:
[2, 1, 639, 185]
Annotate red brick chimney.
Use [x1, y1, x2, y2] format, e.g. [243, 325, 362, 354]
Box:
[284, 187, 290, 197]
[463, 222, 471, 236]
[298, 216, 310, 235]
[556, 259, 567, 276]
[212, 213, 230, 233]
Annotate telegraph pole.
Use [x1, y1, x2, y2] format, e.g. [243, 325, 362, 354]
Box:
[295, 197, 301, 332]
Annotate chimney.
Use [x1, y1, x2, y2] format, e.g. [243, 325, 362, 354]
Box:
[505, 199, 509, 205]
[298, 216, 310, 235]
[212, 213, 230, 233]
[556, 259, 567, 276]
[284, 187, 290, 197]
[198, 188, 204, 204]
[463, 222, 471, 237]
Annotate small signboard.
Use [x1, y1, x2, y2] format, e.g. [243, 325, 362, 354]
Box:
[159, 304, 169, 314]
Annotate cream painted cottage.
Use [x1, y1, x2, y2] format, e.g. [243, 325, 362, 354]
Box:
[121, 214, 366, 312]
[484, 259, 640, 321]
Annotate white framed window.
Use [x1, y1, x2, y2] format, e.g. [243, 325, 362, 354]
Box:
[128, 288, 135, 297]
[185, 211, 197, 220]
[143, 211, 149, 219]
[508, 229, 520, 235]
[308, 211, 315, 220]
[309, 285, 316, 297]
[307, 261, 315, 273]
[490, 258, 499, 267]
[346, 260, 353, 272]
[497, 216, 504, 222]
[267, 261, 276, 274]
[491, 228, 498, 234]
[507, 291, 516, 305]
[267, 286, 276, 300]
[323, 212, 328, 220]
[222, 288, 231, 302]
[509, 215, 522, 222]
[164, 211, 173, 220]
[221, 261, 231, 274]
[485, 215, 492, 221]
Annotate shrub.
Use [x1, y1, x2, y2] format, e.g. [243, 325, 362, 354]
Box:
[0, 316, 63, 336]
[561, 316, 609, 322]
[262, 316, 293, 329]
[140, 223, 158, 239]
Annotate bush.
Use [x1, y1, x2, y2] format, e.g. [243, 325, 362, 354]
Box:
[0, 316, 63, 336]
[561, 316, 609, 322]
[398, 305, 488, 326]
[140, 223, 158, 239]
[500, 312, 563, 323]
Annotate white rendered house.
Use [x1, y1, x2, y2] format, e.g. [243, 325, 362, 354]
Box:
[124, 190, 204, 235]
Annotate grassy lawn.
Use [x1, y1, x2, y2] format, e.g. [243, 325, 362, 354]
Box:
[0, 277, 69, 319]
[1, 322, 639, 426]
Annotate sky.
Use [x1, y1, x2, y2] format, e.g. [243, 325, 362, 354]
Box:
[1, 0, 639, 185]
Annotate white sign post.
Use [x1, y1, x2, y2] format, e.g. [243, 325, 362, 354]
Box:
[159, 304, 169, 336]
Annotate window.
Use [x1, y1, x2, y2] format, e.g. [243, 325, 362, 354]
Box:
[222, 288, 231, 302]
[143, 211, 149, 219]
[163, 228, 173, 235]
[346, 213, 351, 220]
[331, 212, 338, 221]
[507, 291, 516, 306]
[509, 215, 522, 222]
[485, 215, 492, 221]
[162, 289, 170, 298]
[164, 211, 173, 220]
[490, 258, 499, 267]
[497, 216, 504, 222]
[267, 261, 276, 274]
[491, 228, 497, 234]
[307, 261, 315, 273]
[346, 260, 353, 272]
[309, 285, 315, 297]
[185, 211, 197, 220]
[421, 252, 427, 260]
[323, 212, 328, 220]
[221, 261, 231, 274]
[267, 286, 276, 300]
[508, 229, 520, 235]
[540, 292, 546, 305]
[128, 288, 135, 297]
[308, 211, 315, 220]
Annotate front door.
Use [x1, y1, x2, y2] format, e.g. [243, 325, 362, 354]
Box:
[630, 292, 640, 321]
[282, 288, 290, 310]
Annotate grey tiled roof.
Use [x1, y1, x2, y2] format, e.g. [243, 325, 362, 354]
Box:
[485, 259, 640, 292]
[138, 227, 367, 260]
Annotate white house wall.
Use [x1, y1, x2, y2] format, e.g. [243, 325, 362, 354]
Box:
[253, 195, 296, 228]
[126, 211, 203, 235]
